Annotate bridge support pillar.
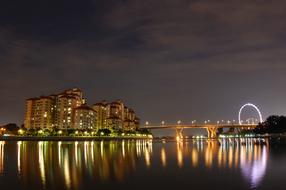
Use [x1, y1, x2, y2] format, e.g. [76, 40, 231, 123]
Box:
[206, 127, 217, 138]
[175, 128, 184, 139]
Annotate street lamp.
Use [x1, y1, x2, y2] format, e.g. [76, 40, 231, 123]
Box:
[177, 120, 182, 125]
[145, 121, 149, 126]
[161, 121, 165, 125]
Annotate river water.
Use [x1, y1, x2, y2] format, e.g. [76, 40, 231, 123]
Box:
[0, 139, 285, 189]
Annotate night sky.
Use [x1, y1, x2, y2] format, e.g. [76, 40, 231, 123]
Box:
[1, 0, 286, 126]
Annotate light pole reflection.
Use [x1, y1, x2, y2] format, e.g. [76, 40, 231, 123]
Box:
[0, 141, 5, 174]
[38, 141, 46, 186]
[17, 141, 22, 174]
[161, 148, 167, 168]
[176, 141, 183, 168]
[191, 148, 199, 167]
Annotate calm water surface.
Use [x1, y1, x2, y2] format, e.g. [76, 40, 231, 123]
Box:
[0, 139, 285, 190]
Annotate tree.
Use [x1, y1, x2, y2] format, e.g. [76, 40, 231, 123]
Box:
[136, 128, 151, 135]
[217, 128, 223, 134]
[96, 129, 111, 136]
[253, 115, 286, 134]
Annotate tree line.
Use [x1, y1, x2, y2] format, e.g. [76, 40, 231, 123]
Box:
[253, 115, 286, 134]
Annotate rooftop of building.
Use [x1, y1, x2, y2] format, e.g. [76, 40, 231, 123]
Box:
[26, 96, 54, 101]
[64, 87, 82, 92]
[26, 88, 82, 101]
[58, 94, 78, 99]
[93, 102, 108, 106]
[74, 105, 95, 111]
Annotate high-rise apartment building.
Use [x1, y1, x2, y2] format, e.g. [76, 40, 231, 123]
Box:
[92, 101, 108, 129]
[24, 96, 54, 129]
[73, 105, 96, 129]
[24, 88, 86, 129]
[106, 100, 125, 129]
[24, 89, 140, 131]
[94, 100, 140, 130]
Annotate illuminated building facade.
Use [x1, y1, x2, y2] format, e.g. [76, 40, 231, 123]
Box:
[123, 107, 140, 131]
[24, 89, 140, 131]
[92, 101, 108, 129]
[106, 100, 125, 129]
[94, 100, 140, 130]
[24, 88, 86, 129]
[74, 105, 96, 129]
[24, 96, 54, 129]
[55, 88, 85, 128]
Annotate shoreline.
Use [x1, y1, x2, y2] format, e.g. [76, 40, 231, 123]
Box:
[0, 136, 153, 141]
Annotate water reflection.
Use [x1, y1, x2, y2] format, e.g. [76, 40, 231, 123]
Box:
[0, 138, 270, 189]
[161, 148, 166, 167]
[172, 138, 268, 188]
[0, 141, 4, 175]
[15, 140, 152, 189]
[240, 141, 268, 188]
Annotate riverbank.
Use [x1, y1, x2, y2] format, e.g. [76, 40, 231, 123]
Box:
[0, 135, 153, 141]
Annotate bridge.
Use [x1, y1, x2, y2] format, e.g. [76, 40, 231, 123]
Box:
[140, 103, 263, 139]
[141, 124, 257, 138]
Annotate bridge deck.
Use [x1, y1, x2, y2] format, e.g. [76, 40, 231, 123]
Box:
[141, 124, 257, 130]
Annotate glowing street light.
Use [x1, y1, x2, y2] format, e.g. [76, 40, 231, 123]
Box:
[204, 120, 210, 124]
[18, 129, 25, 135]
[161, 121, 165, 125]
[145, 121, 149, 126]
[177, 120, 182, 125]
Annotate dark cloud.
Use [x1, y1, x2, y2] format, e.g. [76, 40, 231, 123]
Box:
[1, 0, 286, 125]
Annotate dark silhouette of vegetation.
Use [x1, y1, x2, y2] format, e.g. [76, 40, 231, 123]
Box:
[254, 115, 286, 134]
[228, 127, 235, 133]
[0, 123, 20, 135]
[217, 128, 223, 134]
[26, 128, 39, 136]
[136, 128, 151, 135]
[96, 128, 112, 136]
